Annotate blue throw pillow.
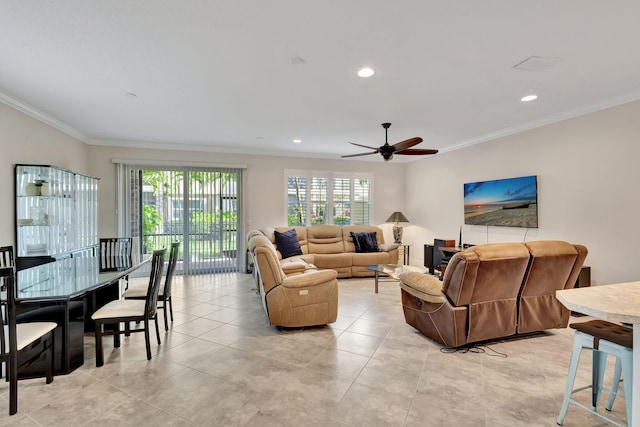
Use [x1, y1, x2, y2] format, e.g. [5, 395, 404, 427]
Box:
[350, 232, 363, 252]
[351, 231, 379, 253]
[274, 229, 303, 259]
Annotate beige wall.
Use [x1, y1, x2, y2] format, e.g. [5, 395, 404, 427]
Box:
[86, 145, 405, 244]
[405, 100, 640, 285]
[0, 103, 90, 246]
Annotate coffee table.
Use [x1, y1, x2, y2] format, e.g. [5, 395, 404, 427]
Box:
[365, 264, 427, 293]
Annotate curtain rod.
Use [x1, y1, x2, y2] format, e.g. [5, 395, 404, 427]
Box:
[111, 158, 247, 169]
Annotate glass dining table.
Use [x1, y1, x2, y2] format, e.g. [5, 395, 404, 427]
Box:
[12, 253, 151, 377]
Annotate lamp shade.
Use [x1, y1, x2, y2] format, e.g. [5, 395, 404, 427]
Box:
[386, 211, 409, 223]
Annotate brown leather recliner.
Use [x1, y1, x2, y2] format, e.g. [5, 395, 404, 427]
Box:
[517, 241, 588, 333]
[399, 241, 587, 347]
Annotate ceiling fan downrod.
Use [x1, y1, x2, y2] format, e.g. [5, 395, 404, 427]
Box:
[382, 122, 391, 146]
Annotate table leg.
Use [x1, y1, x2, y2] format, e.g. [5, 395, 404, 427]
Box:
[632, 325, 638, 427]
[374, 270, 379, 293]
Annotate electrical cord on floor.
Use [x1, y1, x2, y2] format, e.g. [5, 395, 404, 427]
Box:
[440, 343, 508, 358]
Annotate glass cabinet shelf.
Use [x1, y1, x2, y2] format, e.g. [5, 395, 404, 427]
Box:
[15, 164, 99, 267]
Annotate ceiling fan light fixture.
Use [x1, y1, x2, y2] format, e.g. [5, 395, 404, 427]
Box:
[341, 122, 437, 161]
[357, 67, 375, 78]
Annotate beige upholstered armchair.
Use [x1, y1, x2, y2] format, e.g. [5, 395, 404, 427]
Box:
[249, 235, 338, 327]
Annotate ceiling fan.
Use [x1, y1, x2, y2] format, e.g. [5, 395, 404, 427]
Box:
[341, 122, 438, 162]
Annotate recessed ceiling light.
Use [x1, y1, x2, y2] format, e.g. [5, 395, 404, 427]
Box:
[521, 94, 538, 102]
[357, 67, 375, 78]
[289, 57, 306, 66]
[292, 139, 302, 144]
[125, 92, 138, 99]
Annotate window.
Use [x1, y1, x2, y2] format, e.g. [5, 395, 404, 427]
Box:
[310, 177, 328, 225]
[285, 170, 372, 226]
[333, 178, 350, 225]
[171, 199, 204, 221]
[287, 176, 307, 226]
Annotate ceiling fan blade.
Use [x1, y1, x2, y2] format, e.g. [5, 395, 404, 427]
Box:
[349, 142, 380, 151]
[394, 148, 439, 155]
[341, 151, 378, 158]
[392, 137, 423, 152]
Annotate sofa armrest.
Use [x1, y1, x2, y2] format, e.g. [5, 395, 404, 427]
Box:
[398, 271, 446, 303]
[378, 243, 399, 252]
[282, 269, 338, 288]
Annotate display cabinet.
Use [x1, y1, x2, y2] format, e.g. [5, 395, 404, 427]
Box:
[15, 164, 98, 269]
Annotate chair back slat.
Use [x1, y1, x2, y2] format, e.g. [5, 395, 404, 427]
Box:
[163, 242, 180, 299]
[99, 238, 132, 271]
[145, 249, 166, 319]
[0, 269, 18, 368]
[0, 246, 15, 270]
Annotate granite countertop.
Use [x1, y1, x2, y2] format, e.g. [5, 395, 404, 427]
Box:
[556, 281, 640, 324]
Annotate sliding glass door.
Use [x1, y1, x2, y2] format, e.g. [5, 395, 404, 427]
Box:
[118, 164, 243, 274]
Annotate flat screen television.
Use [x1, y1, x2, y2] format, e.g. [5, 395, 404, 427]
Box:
[464, 175, 538, 228]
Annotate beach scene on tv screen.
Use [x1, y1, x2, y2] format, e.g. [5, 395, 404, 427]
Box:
[464, 175, 538, 228]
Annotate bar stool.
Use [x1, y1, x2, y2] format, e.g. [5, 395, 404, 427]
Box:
[557, 319, 633, 426]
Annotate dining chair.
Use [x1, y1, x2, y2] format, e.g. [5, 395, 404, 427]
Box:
[0, 268, 57, 415]
[121, 242, 179, 331]
[98, 237, 132, 271]
[91, 248, 166, 367]
[99, 237, 133, 291]
[0, 246, 14, 270]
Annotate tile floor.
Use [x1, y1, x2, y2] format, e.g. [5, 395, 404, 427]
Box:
[0, 273, 629, 426]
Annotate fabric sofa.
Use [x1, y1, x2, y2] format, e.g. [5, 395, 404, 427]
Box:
[253, 225, 399, 278]
[398, 240, 588, 347]
[248, 233, 338, 327]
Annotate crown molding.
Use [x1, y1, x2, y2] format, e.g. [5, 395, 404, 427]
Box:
[441, 89, 640, 154]
[87, 137, 402, 162]
[111, 158, 248, 169]
[0, 90, 88, 142]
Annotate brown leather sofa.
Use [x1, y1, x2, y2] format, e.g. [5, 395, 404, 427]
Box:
[398, 241, 588, 347]
[254, 225, 399, 278]
[248, 234, 338, 327]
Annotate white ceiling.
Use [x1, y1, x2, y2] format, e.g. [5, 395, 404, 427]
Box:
[1, 1, 640, 162]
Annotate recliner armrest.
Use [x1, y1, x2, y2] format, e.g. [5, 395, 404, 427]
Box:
[281, 269, 338, 288]
[281, 260, 315, 275]
[398, 271, 446, 303]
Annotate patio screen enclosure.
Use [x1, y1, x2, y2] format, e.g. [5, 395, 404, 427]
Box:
[116, 163, 244, 274]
